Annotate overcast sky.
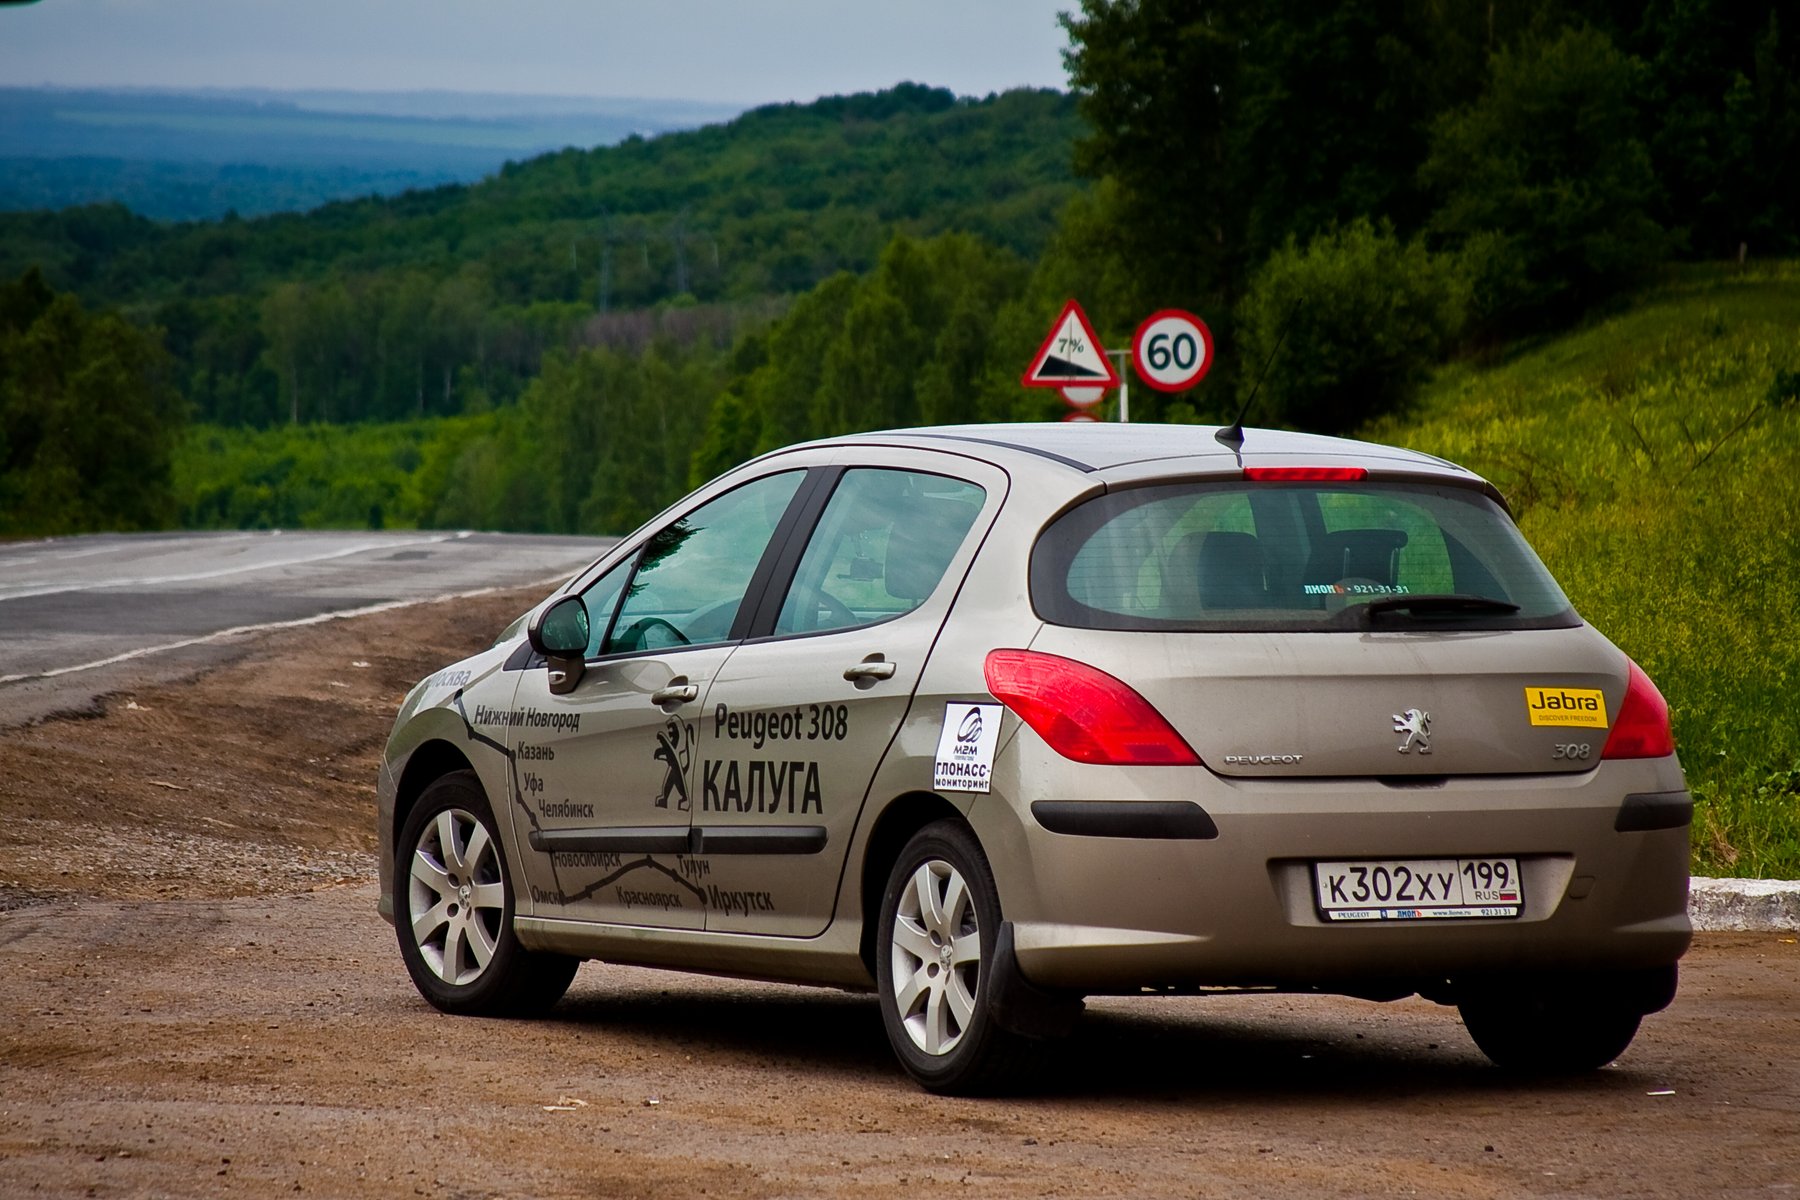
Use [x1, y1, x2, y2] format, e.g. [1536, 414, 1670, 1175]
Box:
[0, 0, 1076, 104]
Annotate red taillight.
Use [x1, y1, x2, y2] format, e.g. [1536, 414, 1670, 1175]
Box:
[1601, 660, 1675, 759]
[982, 649, 1201, 766]
[1243, 466, 1368, 482]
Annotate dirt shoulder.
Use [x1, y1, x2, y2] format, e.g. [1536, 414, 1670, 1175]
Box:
[1, 594, 1797, 1199]
[0, 587, 540, 906]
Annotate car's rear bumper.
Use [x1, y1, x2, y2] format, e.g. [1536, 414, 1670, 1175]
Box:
[976, 749, 1692, 993]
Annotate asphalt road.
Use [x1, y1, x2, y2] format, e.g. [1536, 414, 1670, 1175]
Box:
[0, 529, 611, 727]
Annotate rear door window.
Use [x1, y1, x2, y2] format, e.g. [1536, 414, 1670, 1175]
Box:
[1032, 481, 1576, 631]
[773, 468, 985, 637]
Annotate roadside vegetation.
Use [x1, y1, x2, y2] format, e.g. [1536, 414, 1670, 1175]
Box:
[1369, 263, 1800, 878]
[0, 268, 184, 536]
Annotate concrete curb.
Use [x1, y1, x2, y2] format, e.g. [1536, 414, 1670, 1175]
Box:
[1689, 876, 1800, 932]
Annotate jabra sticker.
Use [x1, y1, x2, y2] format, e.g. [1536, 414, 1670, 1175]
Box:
[1524, 686, 1608, 729]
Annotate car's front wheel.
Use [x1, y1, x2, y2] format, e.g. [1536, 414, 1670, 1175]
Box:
[876, 821, 1050, 1094]
[394, 770, 578, 1016]
[1459, 982, 1646, 1074]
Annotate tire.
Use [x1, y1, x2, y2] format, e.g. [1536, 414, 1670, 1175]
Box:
[394, 770, 579, 1017]
[875, 820, 1044, 1094]
[1459, 984, 1643, 1074]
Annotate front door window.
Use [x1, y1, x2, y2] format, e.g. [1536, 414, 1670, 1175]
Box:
[607, 471, 806, 653]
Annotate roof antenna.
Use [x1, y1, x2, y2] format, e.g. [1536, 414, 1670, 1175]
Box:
[1216, 300, 1296, 447]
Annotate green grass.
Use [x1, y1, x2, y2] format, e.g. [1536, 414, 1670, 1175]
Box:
[1367, 261, 1800, 878]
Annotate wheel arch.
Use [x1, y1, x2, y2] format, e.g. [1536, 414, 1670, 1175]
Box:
[857, 790, 967, 977]
[393, 740, 478, 859]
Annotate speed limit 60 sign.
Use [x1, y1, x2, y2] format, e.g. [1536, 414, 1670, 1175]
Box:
[1131, 309, 1214, 393]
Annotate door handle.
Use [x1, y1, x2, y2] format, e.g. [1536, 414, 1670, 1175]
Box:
[651, 681, 699, 707]
[843, 658, 897, 682]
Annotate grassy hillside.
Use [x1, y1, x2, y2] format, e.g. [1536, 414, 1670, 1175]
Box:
[1369, 262, 1800, 878]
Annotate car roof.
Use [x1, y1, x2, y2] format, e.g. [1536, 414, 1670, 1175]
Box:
[808, 423, 1485, 485]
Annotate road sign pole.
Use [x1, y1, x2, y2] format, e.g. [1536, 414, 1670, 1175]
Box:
[1105, 349, 1131, 422]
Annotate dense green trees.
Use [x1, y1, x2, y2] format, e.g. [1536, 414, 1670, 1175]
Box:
[0, 86, 1080, 429]
[0, 269, 186, 535]
[1059, 0, 1797, 309]
[694, 233, 1031, 476]
[1055, 0, 1798, 429]
[1423, 26, 1670, 319]
[1235, 221, 1465, 434]
[1640, 1, 1800, 260]
[174, 342, 729, 537]
[5, 16, 1794, 538]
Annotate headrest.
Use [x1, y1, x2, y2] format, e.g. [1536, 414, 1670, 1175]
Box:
[885, 497, 980, 601]
[1310, 528, 1408, 584]
[1195, 530, 1267, 609]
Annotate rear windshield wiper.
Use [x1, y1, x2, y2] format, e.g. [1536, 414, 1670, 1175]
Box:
[1364, 594, 1521, 619]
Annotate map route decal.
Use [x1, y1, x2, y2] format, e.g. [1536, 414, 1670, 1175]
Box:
[452, 689, 708, 910]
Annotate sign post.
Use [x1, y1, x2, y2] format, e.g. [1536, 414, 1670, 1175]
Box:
[1021, 299, 1119, 391]
[1104, 349, 1130, 422]
[1023, 301, 1214, 423]
[1022, 299, 1119, 422]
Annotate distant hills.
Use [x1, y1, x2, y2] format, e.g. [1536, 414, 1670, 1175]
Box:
[0, 83, 1083, 428]
[2, 84, 1080, 312]
[0, 86, 746, 219]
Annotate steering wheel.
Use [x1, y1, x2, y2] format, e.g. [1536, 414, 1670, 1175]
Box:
[682, 598, 740, 643]
[619, 616, 690, 651]
[810, 589, 858, 631]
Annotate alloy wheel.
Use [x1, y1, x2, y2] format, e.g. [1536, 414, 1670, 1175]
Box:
[407, 807, 506, 986]
[888, 857, 982, 1056]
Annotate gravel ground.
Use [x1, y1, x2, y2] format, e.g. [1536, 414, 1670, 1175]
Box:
[1, 588, 1797, 1198]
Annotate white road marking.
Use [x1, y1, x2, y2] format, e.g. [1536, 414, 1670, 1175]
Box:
[0, 533, 459, 602]
[0, 573, 571, 687]
[0, 532, 261, 568]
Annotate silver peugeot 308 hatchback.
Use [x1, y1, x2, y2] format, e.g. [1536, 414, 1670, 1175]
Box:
[377, 424, 1689, 1093]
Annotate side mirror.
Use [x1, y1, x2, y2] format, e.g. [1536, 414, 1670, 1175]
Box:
[528, 596, 590, 694]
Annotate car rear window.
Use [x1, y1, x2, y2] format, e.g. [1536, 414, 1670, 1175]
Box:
[1031, 480, 1578, 631]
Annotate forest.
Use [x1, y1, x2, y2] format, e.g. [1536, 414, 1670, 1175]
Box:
[2, 1, 1796, 541]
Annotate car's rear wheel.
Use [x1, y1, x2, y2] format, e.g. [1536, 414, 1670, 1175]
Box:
[1459, 985, 1643, 1074]
[876, 821, 1045, 1094]
[395, 770, 578, 1016]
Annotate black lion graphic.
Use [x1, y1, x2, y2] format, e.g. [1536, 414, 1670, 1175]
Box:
[653, 717, 693, 811]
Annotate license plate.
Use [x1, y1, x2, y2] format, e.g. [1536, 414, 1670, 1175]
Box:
[1313, 857, 1522, 921]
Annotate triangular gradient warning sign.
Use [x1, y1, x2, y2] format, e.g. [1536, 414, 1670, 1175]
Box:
[1022, 299, 1119, 389]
